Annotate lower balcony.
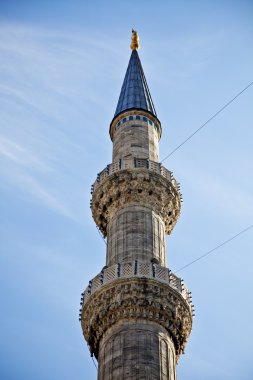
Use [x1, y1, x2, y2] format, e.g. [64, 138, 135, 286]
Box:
[80, 261, 194, 315]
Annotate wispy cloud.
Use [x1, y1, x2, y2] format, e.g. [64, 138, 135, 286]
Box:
[0, 23, 118, 221]
[12, 170, 76, 220]
[0, 157, 76, 221]
[0, 135, 49, 170]
[179, 163, 253, 221]
[0, 23, 122, 117]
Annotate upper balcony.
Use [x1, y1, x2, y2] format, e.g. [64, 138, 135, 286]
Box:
[91, 158, 181, 197]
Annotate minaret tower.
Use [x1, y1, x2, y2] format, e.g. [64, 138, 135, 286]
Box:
[80, 31, 193, 379]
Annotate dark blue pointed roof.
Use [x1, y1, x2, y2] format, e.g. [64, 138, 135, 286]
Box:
[113, 49, 157, 119]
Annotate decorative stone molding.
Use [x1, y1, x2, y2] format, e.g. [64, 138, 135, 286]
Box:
[81, 277, 192, 361]
[91, 168, 181, 237]
[109, 109, 162, 141]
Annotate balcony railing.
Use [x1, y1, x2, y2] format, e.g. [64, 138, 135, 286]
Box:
[91, 158, 181, 195]
[80, 261, 194, 315]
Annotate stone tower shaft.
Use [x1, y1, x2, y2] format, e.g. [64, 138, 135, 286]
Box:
[80, 31, 193, 379]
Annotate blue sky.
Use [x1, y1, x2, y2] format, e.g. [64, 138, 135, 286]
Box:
[0, 1, 253, 379]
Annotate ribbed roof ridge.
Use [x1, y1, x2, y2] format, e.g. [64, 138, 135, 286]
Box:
[114, 50, 157, 118]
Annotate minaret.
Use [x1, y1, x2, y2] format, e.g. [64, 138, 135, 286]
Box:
[80, 31, 193, 379]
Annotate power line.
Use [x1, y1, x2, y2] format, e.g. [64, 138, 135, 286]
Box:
[161, 81, 253, 163]
[91, 356, 98, 370]
[175, 224, 253, 273]
[96, 225, 106, 245]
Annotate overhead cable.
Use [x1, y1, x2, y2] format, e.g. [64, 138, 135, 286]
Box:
[175, 224, 253, 273]
[96, 226, 106, 245]
[91, 356, 98, 370]
[161, 81, 253, 162]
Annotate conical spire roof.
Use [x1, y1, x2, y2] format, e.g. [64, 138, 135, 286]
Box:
[113, 49, 157, 119]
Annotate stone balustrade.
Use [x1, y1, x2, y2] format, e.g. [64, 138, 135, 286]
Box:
[80, 261, 194, 316]
[91, 158, 181, 195]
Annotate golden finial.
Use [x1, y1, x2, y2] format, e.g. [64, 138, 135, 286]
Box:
[130, 29, 140, 50]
